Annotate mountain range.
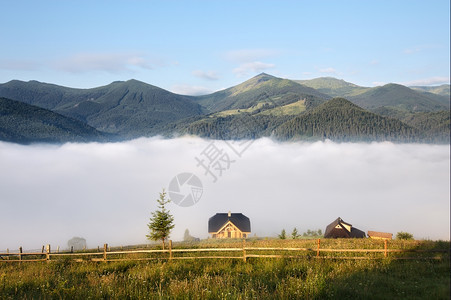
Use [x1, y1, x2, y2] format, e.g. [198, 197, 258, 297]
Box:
[0, 73, 449, 144]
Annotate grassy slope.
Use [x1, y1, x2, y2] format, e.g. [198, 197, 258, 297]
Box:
[0, 239, 449, 299]
[411, 84, 450, 97]
[195, 73, 329, 113]
[295, 77, 370, 98]
[0, 97, 107, 144]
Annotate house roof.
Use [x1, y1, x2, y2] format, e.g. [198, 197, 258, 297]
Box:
[324, 217, 365, 238]
[368, 231, 393, 239]
[208, 213, 251, 233]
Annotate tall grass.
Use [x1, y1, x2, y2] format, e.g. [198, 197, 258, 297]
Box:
[1, 239, 449, 299]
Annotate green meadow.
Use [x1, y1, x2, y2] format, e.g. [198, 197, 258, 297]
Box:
[1, 239, 449, 299]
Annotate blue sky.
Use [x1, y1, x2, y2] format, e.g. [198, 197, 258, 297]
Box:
[1, 0, 449, 94]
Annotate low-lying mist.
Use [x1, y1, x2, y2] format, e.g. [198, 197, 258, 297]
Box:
[0, 137, 449, 251]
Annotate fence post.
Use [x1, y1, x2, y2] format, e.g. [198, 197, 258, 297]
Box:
[57, 246, 60, 253]
[317, 239, 320, 257]
[169, 240, 173, 261]
[71, 246, 74, 253]
[41, 245, 44, 253]
[243, 239, 246, 263]
[19, 246, 22, 261]
[384, 240, 388, 258]
[103, 244, 108, 261]
[46, 244, 51, 262]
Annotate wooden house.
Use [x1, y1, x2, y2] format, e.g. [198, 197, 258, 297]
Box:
[368, 231, 393, 240]
[208, 212, 251, 239]
[324, 217, 366, 238]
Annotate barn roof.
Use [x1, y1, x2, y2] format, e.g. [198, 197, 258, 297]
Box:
[208, 213, 251, 233]
[324, 217, 365, 238]
[368, 231, 393, 239]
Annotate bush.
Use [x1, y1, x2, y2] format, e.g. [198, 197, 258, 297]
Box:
[396, 231, 414, 240]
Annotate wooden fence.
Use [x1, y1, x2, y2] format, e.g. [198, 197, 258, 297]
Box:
[1, 240, 449, 263]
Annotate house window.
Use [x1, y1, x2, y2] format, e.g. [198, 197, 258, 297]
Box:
[228, 232, 231, 238]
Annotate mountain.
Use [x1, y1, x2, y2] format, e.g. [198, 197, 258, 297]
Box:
[273, 98, 419, 142]
[0, 79, 205, 138]
[295, 78, 449, 112]
[401, 111, 450, 143]
[411, 84, 450, 97]
[1, 75, 449, 144]
[0, 97, 107, 144]
[347, 83, 449, 112]
[195, 73, 330, 113]
[294, 77, 369, 98]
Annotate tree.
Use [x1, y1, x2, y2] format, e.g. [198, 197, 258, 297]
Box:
[279, 229, 286, 239]
[183, 228, 200, 242]
[291, 228, 299, 239]
[67, 237, 86, 251]
[146, 189, 175, 249]
[396, 231, 414, 240]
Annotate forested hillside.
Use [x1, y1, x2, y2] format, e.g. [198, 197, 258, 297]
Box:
[0, 97, 107, 144]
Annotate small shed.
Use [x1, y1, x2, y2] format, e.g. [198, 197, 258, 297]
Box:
[324, 217, 366, 238]
[368, 231, 393, 240]
[208, 212, 251, 239]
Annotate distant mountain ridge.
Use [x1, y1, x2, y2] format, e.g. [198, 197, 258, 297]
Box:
[0, 97, 107, 144]
[0, 79, 204, 138]
[0, 73, 449, 144]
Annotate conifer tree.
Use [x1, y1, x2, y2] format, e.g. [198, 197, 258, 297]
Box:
[291, 228, 299, 239]
[279, 229, 287, 239]
[146, 189, 175, 249]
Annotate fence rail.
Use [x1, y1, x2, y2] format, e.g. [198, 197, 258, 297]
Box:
[1, 239, 449, 263]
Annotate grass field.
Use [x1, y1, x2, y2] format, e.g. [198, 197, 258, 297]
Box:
[1, 239, 449, 299]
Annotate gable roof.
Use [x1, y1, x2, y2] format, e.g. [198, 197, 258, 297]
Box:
[208, 213, 251, 233]
[368, 231, 393, 239]
[324, 217, 365, 238]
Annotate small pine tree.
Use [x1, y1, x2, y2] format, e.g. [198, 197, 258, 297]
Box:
[291, 228, 299, 239]
[146, 189, 175, 249]
[184, 229, 191, 242]
[279, 229, 286, 239]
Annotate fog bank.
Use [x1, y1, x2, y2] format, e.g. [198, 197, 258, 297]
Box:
[0, 138, 449, 250]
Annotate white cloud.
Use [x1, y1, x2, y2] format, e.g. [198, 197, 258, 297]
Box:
[400, 77, 450, 86]
[0, 138, 449, 250]
[233, 61, 275, 77]
[54, 52, 156, 73]
[319, 67, 338, 74]
[225, 49, 277, 63]
[372, 81, 386, 87]
[192, 70, 219, 81]
[403, 46, 423, 54]
[170, 84, 214, 96]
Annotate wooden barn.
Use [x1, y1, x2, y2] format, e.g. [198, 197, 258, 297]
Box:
[324, 217, 366, 238]
[368, 231, 393, 240]
[208, 212, 251, 239]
